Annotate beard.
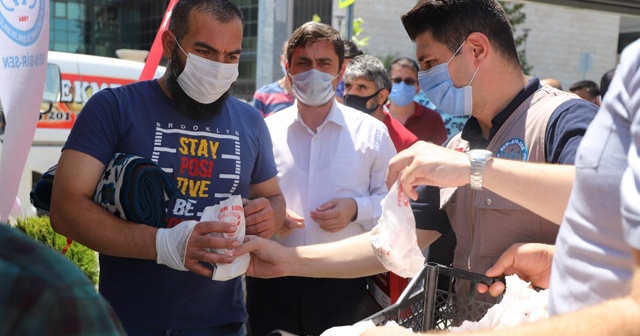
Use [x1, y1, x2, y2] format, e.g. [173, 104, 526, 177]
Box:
[166, 47, 230, 121]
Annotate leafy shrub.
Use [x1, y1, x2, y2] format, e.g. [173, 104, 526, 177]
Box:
[15, 216, 99, 285]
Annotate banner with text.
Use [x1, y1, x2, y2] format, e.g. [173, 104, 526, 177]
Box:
[0, 0, 49, 220]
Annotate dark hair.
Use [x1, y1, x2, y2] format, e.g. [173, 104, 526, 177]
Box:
[389, 57, 419, 75]
[570, 80, 600, 98]
[600, 69, 615, 99]
[169, 0, 244, 41]
[344, 55, 392, 92]
[344, 39, 363, 59]
[401, 0, 520, 68]
[287, 22, 345, 73]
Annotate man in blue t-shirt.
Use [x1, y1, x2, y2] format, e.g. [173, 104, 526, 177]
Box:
[49, 0, 285, 335]
[252, 41, 294, 117]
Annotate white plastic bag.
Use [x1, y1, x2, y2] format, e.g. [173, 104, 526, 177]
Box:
[451, 275, 549, 332]
[370, 181, 425, 278]
[201, 195, 250, 281]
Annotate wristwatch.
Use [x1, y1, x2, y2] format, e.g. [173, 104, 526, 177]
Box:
[468, 149, 493, 190]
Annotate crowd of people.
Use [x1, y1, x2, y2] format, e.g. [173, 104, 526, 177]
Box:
[3, 0, 639, 335]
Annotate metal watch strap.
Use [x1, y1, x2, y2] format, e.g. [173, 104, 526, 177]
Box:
[468, 150, 493, 190]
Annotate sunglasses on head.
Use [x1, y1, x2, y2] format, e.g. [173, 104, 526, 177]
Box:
[392, 78, 417, 86]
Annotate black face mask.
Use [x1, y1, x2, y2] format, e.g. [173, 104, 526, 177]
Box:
[343, 90, 382, 115]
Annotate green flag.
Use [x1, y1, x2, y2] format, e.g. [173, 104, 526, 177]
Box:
[339, 0, 356, 9]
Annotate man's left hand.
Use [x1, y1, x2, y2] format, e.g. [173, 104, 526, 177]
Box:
[310, 198, 356, 233]
[243, 197, 276, 238]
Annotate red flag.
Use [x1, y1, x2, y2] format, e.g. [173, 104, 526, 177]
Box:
[140, 0, 179, 81]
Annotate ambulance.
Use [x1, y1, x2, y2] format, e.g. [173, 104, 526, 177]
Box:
[2, 51, 166, 217]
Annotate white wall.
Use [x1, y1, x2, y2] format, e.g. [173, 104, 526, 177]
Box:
[332, 0, 417, 62]
[518, 1, 620, 89]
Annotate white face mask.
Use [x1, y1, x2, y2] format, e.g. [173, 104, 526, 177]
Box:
[290, 69, 338, 106]
[174, 39, 239, 104]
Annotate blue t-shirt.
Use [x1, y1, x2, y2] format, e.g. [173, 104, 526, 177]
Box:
[64, 80, 277, 329]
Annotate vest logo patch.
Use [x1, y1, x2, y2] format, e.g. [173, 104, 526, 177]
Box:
[496, 138, 528, 161]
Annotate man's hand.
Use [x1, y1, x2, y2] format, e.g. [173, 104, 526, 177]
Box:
[276, 209, 305, 236]
[386, 141, 470, 200]
[477, 243, 555, 297]
[243, 197, 276, 238]
[234, 235, 289, 278]
[310, 198, 356, 233]
[157, 220, 241, 278]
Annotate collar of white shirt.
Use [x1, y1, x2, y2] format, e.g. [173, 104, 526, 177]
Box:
[291, 99, 348, 131]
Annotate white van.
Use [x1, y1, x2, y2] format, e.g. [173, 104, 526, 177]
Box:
[1, 51, 166, 217]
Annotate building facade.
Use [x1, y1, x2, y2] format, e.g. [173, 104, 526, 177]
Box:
[49, 0, 260, 101]
[46, 0, 640, 101]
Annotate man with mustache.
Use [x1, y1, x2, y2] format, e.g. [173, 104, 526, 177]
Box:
[245, 22, 395, 336]
[50, 0, 285, 334]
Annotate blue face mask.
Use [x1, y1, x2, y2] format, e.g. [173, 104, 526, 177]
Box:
[389, 82, 417, 107]
[417, 41, 479, 116]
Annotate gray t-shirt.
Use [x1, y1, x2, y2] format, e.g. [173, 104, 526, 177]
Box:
[549, 40, 640, 315]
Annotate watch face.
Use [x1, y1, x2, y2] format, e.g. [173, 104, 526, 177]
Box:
[469, 149, 493, 160]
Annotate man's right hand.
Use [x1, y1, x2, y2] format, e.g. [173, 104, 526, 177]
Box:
[477, 242, 555, 297]
[276, 209, 305, 236]
[385, 141, 470, 200]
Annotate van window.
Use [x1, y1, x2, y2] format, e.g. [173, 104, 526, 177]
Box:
[43, 64, 61, 104]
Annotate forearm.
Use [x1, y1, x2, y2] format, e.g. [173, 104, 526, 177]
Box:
[267, 193, 286, 233]
[482, 159, 575, 224]
[416, 229, 441, 250]
[287, 231, 386, 278]
[50, 195, 157, 260]
[51, 150, 158, 259]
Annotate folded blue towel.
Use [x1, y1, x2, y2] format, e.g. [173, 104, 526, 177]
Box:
[94, 153, 181, 228]
[30, 165, 58, 212]
[31, 153, 180, 228]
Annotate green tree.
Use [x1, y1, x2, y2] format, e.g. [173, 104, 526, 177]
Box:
[15, 216, 99, 285]
[499, 1, 533, 74]
[311, 14, 369, 48]
[351, 17, 369, 48]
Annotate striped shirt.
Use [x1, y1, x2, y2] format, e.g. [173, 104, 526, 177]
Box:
[252, 81, 294, 117]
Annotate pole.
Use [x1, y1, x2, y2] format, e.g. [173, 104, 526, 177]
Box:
[345, 4, 354, 41]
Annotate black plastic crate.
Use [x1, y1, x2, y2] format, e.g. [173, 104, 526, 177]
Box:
[365, 262, 503, 332]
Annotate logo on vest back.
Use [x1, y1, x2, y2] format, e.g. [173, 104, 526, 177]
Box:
[0, 0, 46, 46]
[496, 138, 528, 161]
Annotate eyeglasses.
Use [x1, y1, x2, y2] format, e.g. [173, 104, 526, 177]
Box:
[391, 77, 417, 86]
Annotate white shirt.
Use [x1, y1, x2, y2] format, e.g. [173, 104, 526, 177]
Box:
[266, 100, 396, 247]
